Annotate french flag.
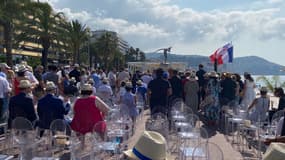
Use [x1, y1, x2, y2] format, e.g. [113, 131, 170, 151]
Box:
[210, 43, 233, 65]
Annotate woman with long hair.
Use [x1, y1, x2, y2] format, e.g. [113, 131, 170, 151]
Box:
[241, 72, 256, 110]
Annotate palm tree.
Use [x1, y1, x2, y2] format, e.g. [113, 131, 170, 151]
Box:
[256, 75, 285, 92]
[94, 32, 118, 69]
[0, 0, 31, 65]
[22, 2, 65, 70]
[65, 20, 89, 65]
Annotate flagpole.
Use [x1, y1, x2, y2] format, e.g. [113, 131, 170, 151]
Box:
[214, 58, 218, 72]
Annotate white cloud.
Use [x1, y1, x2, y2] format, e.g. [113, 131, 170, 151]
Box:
[46, 0, 285, 65]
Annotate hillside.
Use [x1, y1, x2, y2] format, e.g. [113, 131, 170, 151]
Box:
[145, 53, 285, 75]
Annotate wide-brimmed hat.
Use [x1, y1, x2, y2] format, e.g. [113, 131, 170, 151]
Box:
[124, 131, 171, 160]
[18, 80, 32, 89]
[17, 64, 27, 73]
[81, 83, 93, 91]
[263, 143, 285, 160]
[137, 80, 143, 86]
[188, 72, 198, 80]
[208, 71, 218, 78]
[45, 81, 57, 91]
[0, 63, 10, 69]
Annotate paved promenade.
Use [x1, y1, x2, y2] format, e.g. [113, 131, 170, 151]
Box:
[127, 110, 244, 160]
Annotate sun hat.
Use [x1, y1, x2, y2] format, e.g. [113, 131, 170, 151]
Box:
[102, 78, 109, 84]
[263, 143, 285, 160]
[17, 64, 27, 73]
[0, 63, 10, 69]
[137, 80, 143, 86]
[208, 71, 218, 78]
[74, 64, 79, 68]
[45, 81, 57, 91]
[124, 131, 171, 160]
[18, 80, 32, 89]
[81, 83, 93, 91]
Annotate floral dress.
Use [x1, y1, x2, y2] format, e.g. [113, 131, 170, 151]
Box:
[204, 78, 221, 121]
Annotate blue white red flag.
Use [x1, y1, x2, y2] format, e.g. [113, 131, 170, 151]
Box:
[209, 43, 233, 65]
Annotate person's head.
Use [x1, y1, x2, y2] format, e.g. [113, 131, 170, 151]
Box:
[156, 68, 164, 78]
[124, 131, 169, 160]
[18, 80, 32, 93]
[274, 87, 284, 97]
[125, 82, 133, 92]
[137, 80, 143, 86]
[121, 81, 126, 87]
[244, 72, 254, 82]
[260, 87, 268, 96]
[45, 81, 57, 94]
[199, 64, 203, 69]
[36, 65, 44, 73]
[162, 71, 169, 79]
[80, 83, 93, 96]
[17, 64, 27, 77]
[102, 78, 108, 85]
[172, 69, 178, 76]
[0, 63, 10, 73]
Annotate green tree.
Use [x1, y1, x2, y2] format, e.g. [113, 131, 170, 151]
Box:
[94, 32, 118, 69]
[0, 0, 31, 66]
[256, 75, 285, 92]
[65, 20, 88, 65]
[22, 2, 66, 70]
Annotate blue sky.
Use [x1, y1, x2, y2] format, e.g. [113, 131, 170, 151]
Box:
[41, 0, 285, 66]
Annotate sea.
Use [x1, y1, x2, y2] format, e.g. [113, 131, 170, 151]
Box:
[252, 75, 285, 88]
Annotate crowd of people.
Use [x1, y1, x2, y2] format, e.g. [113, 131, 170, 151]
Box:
[1, 61, 285, 158]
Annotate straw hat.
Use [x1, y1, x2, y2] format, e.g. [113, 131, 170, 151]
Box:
[189, 72, 198, 81]
[17, 64, 27, 73]
[263, 143, 285, 160]
[137, 80, 143, 86]
[102, 78, 109, 84]
[208, 71, 218, 78]
[81, 83, 93, 91]
[45, 81, 57, 91]
[124, 131, 171, 160]
[0, 63, 10, 69]
[18, 80, 32, 89]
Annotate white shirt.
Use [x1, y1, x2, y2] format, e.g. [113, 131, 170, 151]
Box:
[97, 84, 113, 99]
[141, 74, 153, 85]
[118, 71, 130, 83]
[25, 71, 39, 85]
[0, 76, 11, 98]
[108, 71, 116, 86]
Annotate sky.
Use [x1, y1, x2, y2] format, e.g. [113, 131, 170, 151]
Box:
[40, 0, 285, 65]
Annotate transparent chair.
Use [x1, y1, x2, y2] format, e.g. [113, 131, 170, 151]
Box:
[49, 119, 71, 157]
[92, 121, 121, 160]
[146, 112, 169, 140]
[192, 142, 224, 160]
[271, 110, 284, 126]
[179, 127, 209, 160]
[11, 117, 36, 160]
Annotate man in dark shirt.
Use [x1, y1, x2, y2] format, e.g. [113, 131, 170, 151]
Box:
[148, 68, 172, 115]
[196, 64, 206, 105]
[220, 73, 237, 106]
[68, 64, 80, 83]
[8, 80, 37, 128]
[274, 87, 285, 111]
[169, 69, 183, 99]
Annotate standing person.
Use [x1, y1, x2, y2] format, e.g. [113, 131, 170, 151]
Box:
[37, 82, 69, 131]
[71, 84, 109, 136]
[108, 68, 117, 94]
[117, 68, 130, 86]
[69, 64, 81, 83]
[8, 80, 37, 128]
[13, 65, 29, 95]
[220, 72, 237, 107]
[169, 69, 183, 99]
[196, 64, 206, 106]
[147, 68, 172, 115]
[248, 87, 270, 123]
[0, 63, 10, 78]
[0, 76, 11, 121]
[206, 71, 220, 107]
[42, 65, 59, 86]
[184, 72, 199, 113]
[122, 82, 138, 123]
[241, 72, 256, 109]
[274, 87, 285, 111]
[141, 71, 152, 87]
